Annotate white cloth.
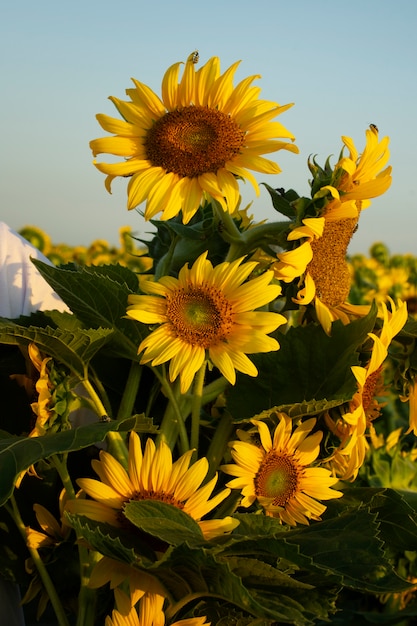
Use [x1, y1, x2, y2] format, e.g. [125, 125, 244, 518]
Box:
[0, 222, 69, 318]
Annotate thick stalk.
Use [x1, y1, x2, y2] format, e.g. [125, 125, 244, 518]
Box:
[190, 361, 207, 459]
[75, 551, 101, 626]
[8, 496, 70, 626]
[205, 411, 234, 480]
[52, 454, 99, 626]
[154, 367, 190, 453]
[201, 376, 229, 405]
[116, 360, 142, 419]
[82, 373, 129, 468]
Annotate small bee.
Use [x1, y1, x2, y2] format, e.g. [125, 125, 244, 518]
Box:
[188, 50, 199, 64]
[369, 123, 379, 133]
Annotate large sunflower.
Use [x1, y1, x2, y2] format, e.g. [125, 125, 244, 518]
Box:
[90, 53, 298, 223]
[222, 414, 343, 525]
[66, 431, 238, 541]
[274, 127, 392, 333]
[126, 251, 285, 393]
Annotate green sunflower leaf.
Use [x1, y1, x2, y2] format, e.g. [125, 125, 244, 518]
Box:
[0, 320, 113, 378]
[123, 500, 205, 547]
[221, 500, 411, 594]
[0, 416, 139, 506]
[148, 543, 316, 625]
[225, 556, 313, 589]
[227, 304, 378, 420]
[65, 513, 156, 565]
[30, 260, 144, 359]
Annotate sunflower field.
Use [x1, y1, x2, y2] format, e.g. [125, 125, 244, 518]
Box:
[1, 52, 417, 626]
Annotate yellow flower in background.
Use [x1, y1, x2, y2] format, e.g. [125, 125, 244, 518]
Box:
[326, 299, 408, 481]
[405, 380, 417, 437]
[66, 431, 238, 540]
[105, 588, 210, 626]
[274, 128, 392, 334]
[28, 343, 54, 437]
[26, 489, 70, 549]
[88, 556, 164, 606]
[90, 53, 298, 223]
[127, 251, 286, 393]
[222, 414, 343, 525]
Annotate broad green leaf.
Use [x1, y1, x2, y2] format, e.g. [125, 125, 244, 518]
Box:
[151, 544, 313, 625]
[225, 556, 313, 589]
[65, 513, 156, 565]
[338, 487, 417, 556]
[0, 320, 113, 377]
[222, 503, 411, 594]
[227, 305, 377, 420]
[31, 260, 144, 359]
[0, 416, 139, 505]
[123, 500, 204, 547]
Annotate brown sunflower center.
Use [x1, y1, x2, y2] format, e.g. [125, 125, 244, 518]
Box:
[128, 490, 185, 509]
[254, 451, 301, 506]
[165, 284, 234, 348]
[308, 216, 358, 306]
[145, 106, 246, 178]
[362, 365, 384, 422]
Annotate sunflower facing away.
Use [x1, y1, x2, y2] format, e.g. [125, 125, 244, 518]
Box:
[90, 52, 298, 223]
[126, 251, 286, 393]
[222, 414, 343, 525]
[325, 298, 408, 481]
[66, 431, 238, 541]
[274, 126, 392, 333]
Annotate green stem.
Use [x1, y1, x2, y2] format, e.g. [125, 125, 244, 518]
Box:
[117, 360, 142, 419]
[51, 455, 100, 625]
[190, 361, 207, 458]
[76, 551, 100, 626]
[7, 496, 70, 626]
[155, 367, 190, 453]
[81, 371, 129, 468]
[201, 376, 229, 405]
[81, 375, 108, 420]
[52, 454, 76, 499]
[212, 204, 243, 257]
[205, 411, 234, 480]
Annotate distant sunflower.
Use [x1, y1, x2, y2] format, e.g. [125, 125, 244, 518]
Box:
[274, 127, 392, 334]
[90, 53, 298, 223]
[222, 414, 343, 525]
[66, 431, 238, 540]
[126, 251, 286, 393]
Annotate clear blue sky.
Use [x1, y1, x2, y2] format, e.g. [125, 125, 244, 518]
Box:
[1, 0, 416, 255]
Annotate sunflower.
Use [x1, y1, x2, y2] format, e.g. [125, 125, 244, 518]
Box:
[274, 127, 392, 334]
[325, 299, 408, 480]
[66, 431, 238, 540]
[106, 588, 210, 626]
[405, 379, 417, 437]
[26, 489, 71, 549]
[222, 414, 343, 525]
[126, 251, 286, 394]
[90, 53, 298, 223]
